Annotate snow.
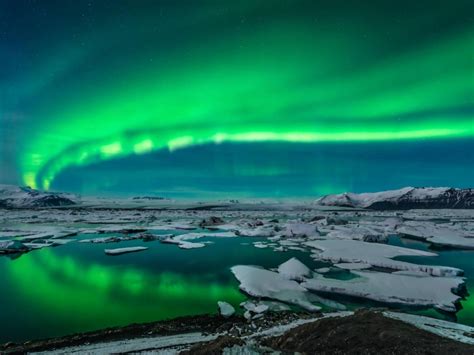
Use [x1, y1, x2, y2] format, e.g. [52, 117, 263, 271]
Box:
[104, 246, 148, 255]
[305, 239, 462, 277]
[321, 225, 388, 243]
[244, 311, 354, 339]
[277, 257, 311, 281]
[334, 262, 372, 270]
[160, 237, 206, 249]
[315, 267, 331, 274]
[256, 301, 291, 312]
[383, 311, 474, 345]
[316, 187, 471, 209]
[253, 242, 269, 249]
[158, 231, 234, 250]
[302, 270, 465, 312]
[281, 222, 318, 238]
[231, 265, 321, 311]
[317, 187, 415, 208]
[241, 301, 270, 314]
[217, 301, 235, 318]
[178, 241, 206, 249]
[33, 332, 219, 354]
[397, 221, 474, 249]
[0, 184, 77, 208]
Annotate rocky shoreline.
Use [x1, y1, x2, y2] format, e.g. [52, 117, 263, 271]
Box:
[2, 310, 473, 354]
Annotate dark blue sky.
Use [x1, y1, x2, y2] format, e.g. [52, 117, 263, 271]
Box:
[1, 0, 473, 196]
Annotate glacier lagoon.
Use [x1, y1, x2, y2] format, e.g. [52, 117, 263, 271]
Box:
[0, 230, 473, 343]
[0, 233, 320, 342]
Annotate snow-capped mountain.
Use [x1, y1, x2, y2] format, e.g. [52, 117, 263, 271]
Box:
[0, 185, 77, 208]
[317, 187, 474, 210]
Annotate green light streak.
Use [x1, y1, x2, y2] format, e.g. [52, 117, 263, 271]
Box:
[17, 20, 473, 189]
[7, 248, 244, 330]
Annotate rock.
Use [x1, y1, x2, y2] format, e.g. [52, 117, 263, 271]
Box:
[326, 216, 348, 225]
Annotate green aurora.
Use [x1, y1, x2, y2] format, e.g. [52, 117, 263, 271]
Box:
[1, 0, 473, 193]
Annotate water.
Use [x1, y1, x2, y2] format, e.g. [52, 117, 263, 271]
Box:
[388, 236, 474, 326]
[0, 233, 327, 343]
[0, 233, 472, 343]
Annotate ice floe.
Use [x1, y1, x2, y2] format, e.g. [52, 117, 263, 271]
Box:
[397, 221, 474, 249]
[231, 265, 320, 312]
[305, 239, 462, 277]
[277, 257, 311, 281]
[302, 270, 465, 312]
[217, 301, 235, 318]
[104, 246, 148, 255]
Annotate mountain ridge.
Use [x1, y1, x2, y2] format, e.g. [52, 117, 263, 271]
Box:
[317, 187, 474, 209]
[0, 184, 77, 208]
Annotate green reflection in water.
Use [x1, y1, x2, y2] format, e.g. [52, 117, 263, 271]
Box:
[4, 246, 245, 341]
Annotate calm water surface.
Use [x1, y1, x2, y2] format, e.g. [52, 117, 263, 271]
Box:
[0, 233, 472, 342]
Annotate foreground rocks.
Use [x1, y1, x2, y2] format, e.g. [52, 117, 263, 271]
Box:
[2, 310, 473, 354]
[264, 310, 474, 354]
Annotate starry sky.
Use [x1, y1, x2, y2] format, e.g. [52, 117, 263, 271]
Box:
[1, 0, 473, 197]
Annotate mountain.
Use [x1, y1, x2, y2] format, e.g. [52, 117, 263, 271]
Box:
[0, 185, 77, 208]
[316, 187, 474, 210]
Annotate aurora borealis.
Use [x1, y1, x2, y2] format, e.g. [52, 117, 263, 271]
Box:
[1, 0, 473, 196]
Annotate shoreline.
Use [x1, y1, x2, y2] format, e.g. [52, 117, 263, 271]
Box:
[2, 310, 473, 354]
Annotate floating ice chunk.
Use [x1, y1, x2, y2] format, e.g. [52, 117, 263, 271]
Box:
[397, 222, 474, 249]
[104, 246, 148, 255]
[217, 301, 235, 318]
[178, 241, 206, 249]
[305, 239, 462, 277]
[314, 267, 331, 274]
[302, 270, 464, 313]
[334, 263, 372, 270]
[281, 222, 318, 238]
[231, 265, 320, 311]
[259, 301, 291, 312]
[240, 301, 269, 314]
[235, 225, 276, 237]
[277, 257, 311, 281]
[81, 236, 123, 243]
[324, 225, 387, 243]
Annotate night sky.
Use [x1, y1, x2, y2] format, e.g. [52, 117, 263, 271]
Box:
[1, 0, 473, 197]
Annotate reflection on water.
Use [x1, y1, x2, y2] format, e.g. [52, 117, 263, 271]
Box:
[0, 234, 325, 342]
[0, 234, 472, 343]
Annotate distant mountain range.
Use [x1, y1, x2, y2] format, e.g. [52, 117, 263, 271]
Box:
[317, 187, 474, 210]
[1, 184, 473, 209]
[0, 185, 77, 208]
